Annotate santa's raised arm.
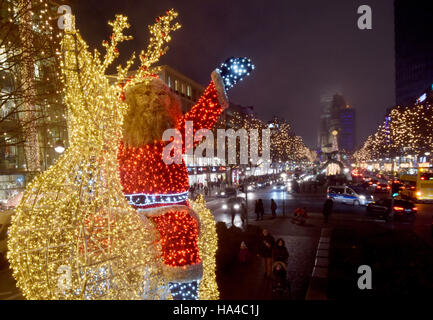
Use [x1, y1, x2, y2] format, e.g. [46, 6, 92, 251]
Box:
[117, 57, 254, 299]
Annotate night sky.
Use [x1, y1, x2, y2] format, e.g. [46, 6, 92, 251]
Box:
[71, 0, 395, 149]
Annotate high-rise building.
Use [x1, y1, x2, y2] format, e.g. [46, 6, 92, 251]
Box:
[395, 0, 433, 106]
[318, 94, 356, 153]
[339, 106, 356, 152]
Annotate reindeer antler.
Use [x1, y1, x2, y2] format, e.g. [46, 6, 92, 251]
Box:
[100, 15, 133, 73]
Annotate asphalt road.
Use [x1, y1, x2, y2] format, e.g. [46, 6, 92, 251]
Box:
[207, 186, 433, 233]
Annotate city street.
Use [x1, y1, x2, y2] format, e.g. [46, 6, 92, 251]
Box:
[202, 186, 433, 299]
[1, 185, 432, 300]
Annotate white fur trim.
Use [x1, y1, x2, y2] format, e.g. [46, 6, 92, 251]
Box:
[161, 262, 203, 283]
[211, 70, 229, 110]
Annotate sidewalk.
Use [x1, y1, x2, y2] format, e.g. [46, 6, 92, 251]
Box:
[217, 215, 322, 300]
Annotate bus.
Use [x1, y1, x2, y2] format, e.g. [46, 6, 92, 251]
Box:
[399, 167, 433, 202]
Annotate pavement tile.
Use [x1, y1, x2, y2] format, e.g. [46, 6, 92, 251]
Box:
[314, 257, 329, 267]
[316, 249, 329, 258]
[312, 266, 328, 278]
[318, 242, 330, 250]
[319, 237, 330, 243]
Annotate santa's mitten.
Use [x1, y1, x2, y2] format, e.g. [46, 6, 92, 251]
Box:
[216, 57, 254, 90]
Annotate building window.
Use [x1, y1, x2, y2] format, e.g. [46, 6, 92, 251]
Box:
[34, 62, 41, 79]
[167, 75, 172, 88]
[187, 85, 191, 97]
[181, 83, 185, 94]
[175, 80, 179, 92]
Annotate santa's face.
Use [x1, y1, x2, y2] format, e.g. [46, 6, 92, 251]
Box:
[123, 78, 182, 147]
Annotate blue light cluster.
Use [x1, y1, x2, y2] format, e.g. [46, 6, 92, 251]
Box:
[125, 191, 189, 207]
[169, 281, 199, 300]
[216, 57, 254, 90]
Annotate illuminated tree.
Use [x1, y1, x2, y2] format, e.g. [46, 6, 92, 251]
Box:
[0, 0, 67, 172]
[355, 102, 433, 162]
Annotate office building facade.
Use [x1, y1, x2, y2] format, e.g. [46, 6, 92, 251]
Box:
[395, 0, 433, 106]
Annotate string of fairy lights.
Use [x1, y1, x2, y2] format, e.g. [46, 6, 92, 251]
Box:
[8, 8, 219, 300]
[2, 0, 67, 171]
[222, 112, 313, 165]
[354, 102, 433, 163]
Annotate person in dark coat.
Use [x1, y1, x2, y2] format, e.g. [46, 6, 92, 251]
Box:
[270, 199, 277, 219]
[258, 229, 275, 277]
[323, 198, 333, 223]
[255, 200, 260, 221]
[258, 199, 265, 220]
[272, 238, 289, 264]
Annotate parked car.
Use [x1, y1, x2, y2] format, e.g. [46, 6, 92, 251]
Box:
[327, 185, 373, 206]
[366, 199, 417, 222]
[217, 187, 237, 198]
[0, 210, 13, 269]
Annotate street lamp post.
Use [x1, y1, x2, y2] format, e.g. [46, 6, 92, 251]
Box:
[243, 180, 248, 227]
[283, 189, 285, 216]
[281, 173, 287, 216]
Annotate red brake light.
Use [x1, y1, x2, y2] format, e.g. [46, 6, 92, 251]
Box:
[421, 177, 425, 180]
[393, 206, 404, 211]
[413, 207, 418, 211]
[386, 186, 390, 189]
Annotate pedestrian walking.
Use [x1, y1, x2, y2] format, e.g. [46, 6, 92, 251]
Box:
[272, 238, 289, 265]
[258, 229, 275, 278]
[258, 199, 265, 220]
[323, 198, 333, 223]
[270, 199, 277, 219]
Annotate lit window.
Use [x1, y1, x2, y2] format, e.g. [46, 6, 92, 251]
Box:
[187, 85, 191, 97]
[0, 46, 7, 67]
[175, 80, 179, 91]
[34, 62, 40, 78]
[167, 75, 172, 88]
[181, 83, 185, 94]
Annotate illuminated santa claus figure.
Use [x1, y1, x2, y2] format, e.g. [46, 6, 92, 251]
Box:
[118, 58, 254, 299]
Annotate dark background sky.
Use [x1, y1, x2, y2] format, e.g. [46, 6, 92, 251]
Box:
[72, 0, 395, 149]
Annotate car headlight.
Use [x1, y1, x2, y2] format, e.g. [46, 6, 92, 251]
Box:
[247, 186, 253, 191]
[221, 192, 225, 196]
[360, 195, 366, 200]
[222, 204, 228, 210]
[273, 186, 276, 189]
[234, 204, 240, 210]
[280, 186, 284, 189]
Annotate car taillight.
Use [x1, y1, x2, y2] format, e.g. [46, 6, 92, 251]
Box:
[386, 186, 390, 189]
[393, 206, 404, 211]
[413, 207, 418, 211]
